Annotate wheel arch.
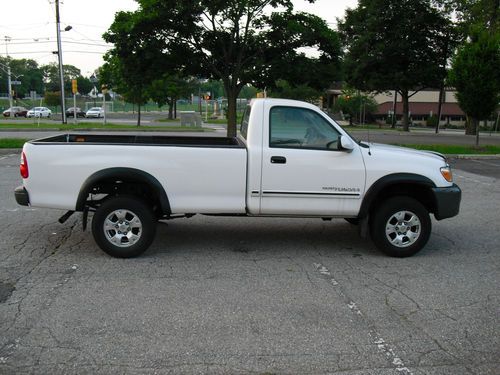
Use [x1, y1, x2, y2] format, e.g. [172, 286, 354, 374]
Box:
[359, 173, 437, 218]
[76, 167, 171, 215]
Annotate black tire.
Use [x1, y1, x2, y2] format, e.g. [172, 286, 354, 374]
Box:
[370, 196, 431, 257]
[344, 218, 359, 225]
[92, 196, 156, 258]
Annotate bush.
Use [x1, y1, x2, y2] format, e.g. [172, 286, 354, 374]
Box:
[426, 115, 438, 127]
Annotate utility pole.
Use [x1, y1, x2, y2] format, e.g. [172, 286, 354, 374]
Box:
[55, 0, 67, 124]
[4, 36, 13, 111]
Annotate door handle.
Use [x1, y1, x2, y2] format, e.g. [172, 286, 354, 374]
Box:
[271, 156, 287, 164]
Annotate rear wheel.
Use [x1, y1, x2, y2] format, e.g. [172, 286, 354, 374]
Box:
[370, 196, 431, 257]
[92, 196, 156, 258]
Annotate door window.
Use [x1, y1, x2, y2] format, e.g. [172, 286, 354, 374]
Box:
[269, 106, 340, 150]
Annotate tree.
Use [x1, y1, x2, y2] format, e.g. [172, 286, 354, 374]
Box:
[268, 80, 322, 103]
[44, 91, 61, 111]
[148, 75, 195, 119]
[105, 0, 341, 137]
[434, 0, 499, 36]
[75, 76, 94, 96]
[42, 63, 82, 92]
[339, 0, 454, 131]
[0, 57, 44, 98]
[434, 0, 499, 135]
[449, 30, 500, 143]
[333, 90, 378, 126]
[99, 53, 150, 126]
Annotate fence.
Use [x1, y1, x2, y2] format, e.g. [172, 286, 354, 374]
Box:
[0, 97, 250, 119]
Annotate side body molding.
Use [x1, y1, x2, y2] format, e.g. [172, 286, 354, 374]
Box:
[75, 167, 171, 214]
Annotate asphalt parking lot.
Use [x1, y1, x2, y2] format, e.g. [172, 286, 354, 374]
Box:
[0, 152, 498, 374]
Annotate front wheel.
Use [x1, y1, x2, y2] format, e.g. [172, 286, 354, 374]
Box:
[92, 196, 156, 258]
[370, 196, 431, 257]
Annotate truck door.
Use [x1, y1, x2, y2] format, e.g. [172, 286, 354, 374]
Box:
[260, 104, 366, 216]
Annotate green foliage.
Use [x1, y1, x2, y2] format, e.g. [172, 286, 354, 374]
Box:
[44, 91, 61, 108]
[42, 63, 83, 92]
[148, 75, 196, 118]
[339, 0, 456, 130]
[0, 57, 44, 97]
[239, 85, 258, 100]
[333, 90, 378, 124]
[426, 115, 439, 127]
[433, 0, 499, 37]
[0, 138, 28, 149]
[268, 80, 321, 102]
[397, 143, 500, 154]
[104, 0, 341, 136]
[449, 30, 500, 122]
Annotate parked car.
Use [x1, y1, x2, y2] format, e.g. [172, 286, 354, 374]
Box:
[66, 107, 86, 118]
[27, 107, 52, 118]
[14, 98, 461, 259]
[86, 107, 104, 118]
[3, 106, 28, 117]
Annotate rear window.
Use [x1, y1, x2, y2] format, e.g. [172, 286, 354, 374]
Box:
[240, 105, 251, 140]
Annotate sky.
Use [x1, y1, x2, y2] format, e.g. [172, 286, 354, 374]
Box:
[1, 0, 358, 76]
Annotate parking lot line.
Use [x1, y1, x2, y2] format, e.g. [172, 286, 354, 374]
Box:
[313, 262, 413, 375]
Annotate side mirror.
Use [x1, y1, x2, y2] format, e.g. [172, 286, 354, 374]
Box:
[338, 135, 355, 152]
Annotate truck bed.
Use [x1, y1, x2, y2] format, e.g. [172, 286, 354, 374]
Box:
[31, 133, 245, 148]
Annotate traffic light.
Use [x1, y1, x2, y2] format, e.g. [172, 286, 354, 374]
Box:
[71, 79, 78, 94]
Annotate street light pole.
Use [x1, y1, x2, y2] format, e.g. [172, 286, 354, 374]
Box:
[7, 65, 13, 111]
[4, 36, 13, 111]
[55, 0, 67, 124]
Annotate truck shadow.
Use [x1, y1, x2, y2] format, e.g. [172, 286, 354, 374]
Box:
[148, 216, 379, 258]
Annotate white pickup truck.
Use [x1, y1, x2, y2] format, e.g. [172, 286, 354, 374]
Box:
[15, 99, 461, 258]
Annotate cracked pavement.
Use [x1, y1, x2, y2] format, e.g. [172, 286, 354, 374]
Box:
[0, 152, 498, 374]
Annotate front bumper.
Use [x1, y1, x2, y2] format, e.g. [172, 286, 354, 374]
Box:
[432, 183, 461, 220]
[14, 186, 30, 206]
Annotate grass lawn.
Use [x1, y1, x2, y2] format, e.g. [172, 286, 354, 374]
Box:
[0, 138, 28, 148]
[398, 144, 500, 154]
[0, 122, 214, 132]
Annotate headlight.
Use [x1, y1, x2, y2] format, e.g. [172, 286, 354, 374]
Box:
[440, 165, 453, 182]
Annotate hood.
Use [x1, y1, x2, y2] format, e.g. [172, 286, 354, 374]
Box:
[365, 143, 447, 162]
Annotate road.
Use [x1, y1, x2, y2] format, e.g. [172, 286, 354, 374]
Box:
[0, 153, 498, 374]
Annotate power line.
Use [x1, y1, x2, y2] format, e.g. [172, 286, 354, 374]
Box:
[7, 40, 110, 47]
[5, 50, 107, 55]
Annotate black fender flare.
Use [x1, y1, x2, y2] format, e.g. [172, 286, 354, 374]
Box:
[76, 167, 171, 214]
[359, 173, 436, 218]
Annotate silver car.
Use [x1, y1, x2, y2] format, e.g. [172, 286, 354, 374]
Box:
[27, 107, 52, 118]
[85, 107, 104, 118]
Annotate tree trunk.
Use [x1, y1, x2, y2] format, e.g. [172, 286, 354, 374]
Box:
[137, 104, 141, 126]
[465, 115, 476, 135]
[226, 95, 237, 137]
[168, 102, 173, 120]
[223, 80, 244, 138]
[391, 90, 398, 129]
[476, 120, 479, 147]
[401, 90, 410, 131]
[435, 86, 444, 134]
[174, 99, 177, 119]
[474, 117, 480, 146]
